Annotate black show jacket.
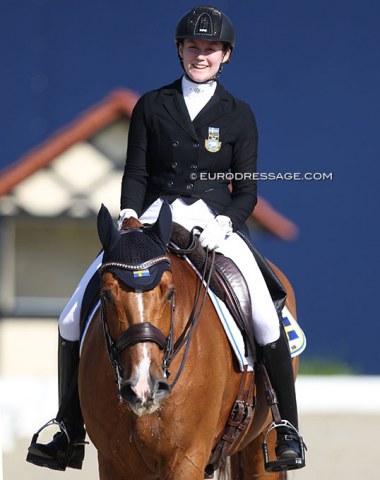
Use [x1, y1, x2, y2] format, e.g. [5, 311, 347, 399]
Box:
[120, 78, 258, 231]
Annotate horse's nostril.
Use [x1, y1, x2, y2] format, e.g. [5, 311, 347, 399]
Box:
[157, 380, 170, 392]
[120, 381, 137, 402]
[155, 380, 171, 399]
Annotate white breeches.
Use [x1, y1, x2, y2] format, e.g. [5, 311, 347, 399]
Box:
[59, 199, 280, 345]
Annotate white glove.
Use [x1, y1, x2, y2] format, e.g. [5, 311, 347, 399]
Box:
[117, 208, 138, 230]
[198, 215, 233, 250]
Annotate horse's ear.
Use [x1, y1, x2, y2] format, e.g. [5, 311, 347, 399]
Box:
[151, 201, 172, 245]
[97, 204, 121, 252]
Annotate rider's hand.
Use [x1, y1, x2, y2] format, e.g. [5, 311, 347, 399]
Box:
[198, 215, 233, 250]
[117, 208, 138, 230]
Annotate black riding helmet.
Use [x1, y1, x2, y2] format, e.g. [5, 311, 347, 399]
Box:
[175, 6, 235, 81]
[175, 5, 235, 50]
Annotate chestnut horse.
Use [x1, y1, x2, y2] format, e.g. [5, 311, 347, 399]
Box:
[79, 204, 298, 480]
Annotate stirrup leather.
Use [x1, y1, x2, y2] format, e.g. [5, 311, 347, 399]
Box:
[262, 420, 306, 472]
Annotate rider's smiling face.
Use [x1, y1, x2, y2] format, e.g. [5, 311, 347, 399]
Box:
[179, 39, 230, 83]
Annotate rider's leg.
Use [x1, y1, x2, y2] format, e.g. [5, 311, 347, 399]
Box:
[27, 335, 85, 470]
[217, 234, 304, 466]
[58, 253, 103, 341]
[26, 254, 102, 471]
[259, 326, 301, 459]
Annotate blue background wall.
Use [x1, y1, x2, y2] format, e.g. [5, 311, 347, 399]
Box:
[1, 1, 379, 372]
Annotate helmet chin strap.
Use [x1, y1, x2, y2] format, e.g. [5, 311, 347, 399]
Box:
[184, 73, 215, 84]
[178, 55, 224, 85]
[184, 63, 224, 84]
[178, 55, 225, 84]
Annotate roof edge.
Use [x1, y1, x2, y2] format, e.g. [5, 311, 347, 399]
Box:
[0, 88, 139, 196]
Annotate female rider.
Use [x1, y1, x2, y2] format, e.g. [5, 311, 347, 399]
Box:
[27, 5, 305, 473]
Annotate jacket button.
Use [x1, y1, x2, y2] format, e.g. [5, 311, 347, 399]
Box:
[171, 162, 178, 169]
[193, 142, 199, 148]
[172, 141, 179, 147]
[167, 181, 174, 188]
[186, 183, 194, 190]
[190, 164, 197, 170]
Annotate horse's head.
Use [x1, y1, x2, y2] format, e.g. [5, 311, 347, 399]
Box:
[97, 203, 174, 416]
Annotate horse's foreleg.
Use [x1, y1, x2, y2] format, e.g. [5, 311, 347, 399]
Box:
[98, 453, 134, 480]
[98, 452, 208, 480]
[160, 449, 211, 480]
[230, 432, 284, 480]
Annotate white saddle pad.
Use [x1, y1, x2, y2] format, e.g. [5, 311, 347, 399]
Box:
[209, 290, 306, 371]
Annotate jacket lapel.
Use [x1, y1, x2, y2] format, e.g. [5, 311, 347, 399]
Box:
[162, 79, 199, 141]
[192, 83, 230, 129]
[161, 79, 231, 138]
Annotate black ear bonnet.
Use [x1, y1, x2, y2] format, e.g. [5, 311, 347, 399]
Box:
[102, 228, 171, 291]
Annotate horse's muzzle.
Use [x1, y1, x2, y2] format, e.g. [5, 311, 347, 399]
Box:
[120, 375, 171, 415]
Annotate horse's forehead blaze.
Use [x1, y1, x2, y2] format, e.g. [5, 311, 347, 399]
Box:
[113, 288, 159, 322]
[134, 291, 146, 322]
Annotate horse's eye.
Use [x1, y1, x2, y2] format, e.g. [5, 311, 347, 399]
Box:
[102, 289, 114, 304]
[164, 287, 175, 303]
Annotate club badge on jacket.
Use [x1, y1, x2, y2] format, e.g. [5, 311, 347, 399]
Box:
[205, 127, 221, 153]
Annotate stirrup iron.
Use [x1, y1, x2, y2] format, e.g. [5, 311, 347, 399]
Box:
[29, 418, 70, 445]
[27, 418, 88, 471]
[262, 420, 306, 472]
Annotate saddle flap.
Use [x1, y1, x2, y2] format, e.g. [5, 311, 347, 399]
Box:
[213, 255, 256, 359]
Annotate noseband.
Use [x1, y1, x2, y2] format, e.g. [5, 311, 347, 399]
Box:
[114, 322, 168, 352]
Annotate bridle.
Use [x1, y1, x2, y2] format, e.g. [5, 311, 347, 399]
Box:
[99, 229, 216, 397]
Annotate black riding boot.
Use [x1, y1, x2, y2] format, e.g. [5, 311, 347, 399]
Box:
[26, 334, 86, 471]
[259, 326, 306, 471]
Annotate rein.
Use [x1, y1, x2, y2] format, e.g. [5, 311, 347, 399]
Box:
[100, 229, 216, 395]
[165, 247, 216, 389]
